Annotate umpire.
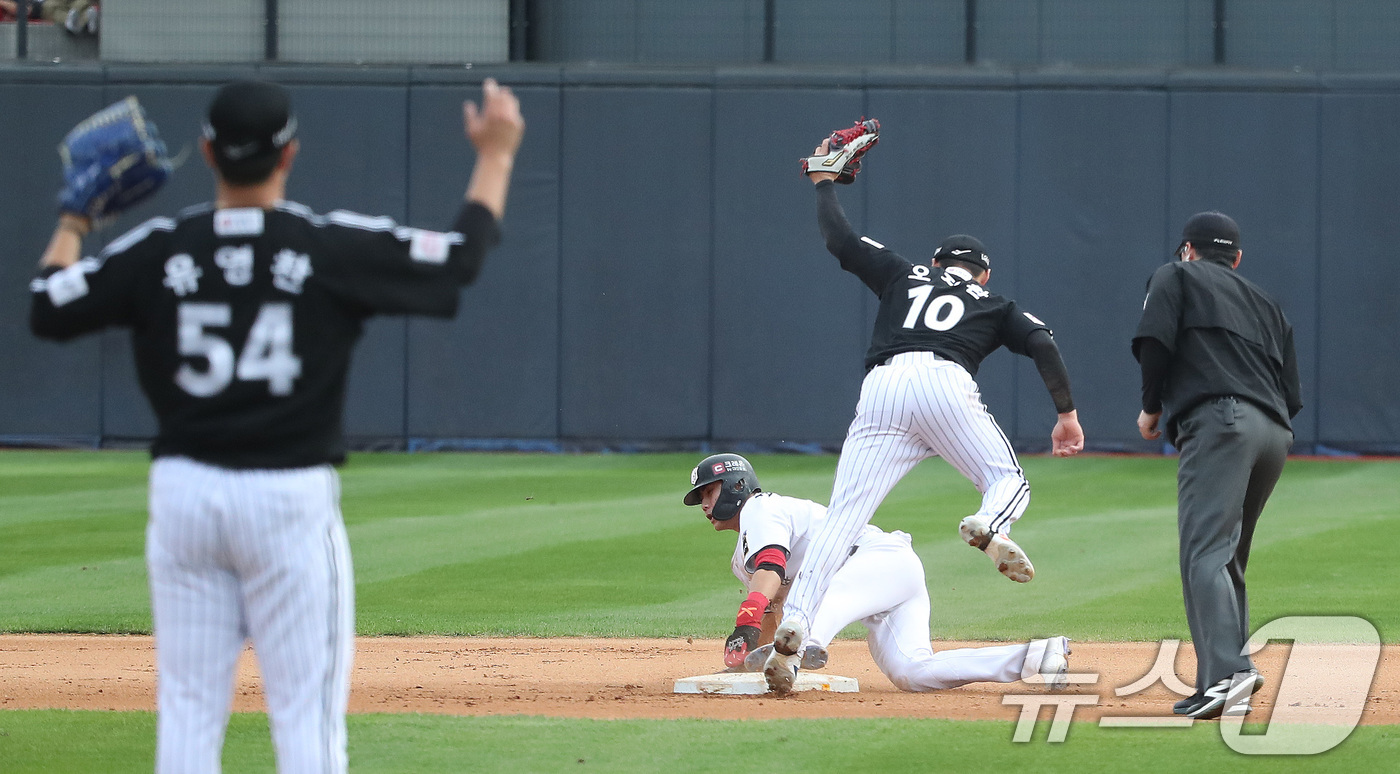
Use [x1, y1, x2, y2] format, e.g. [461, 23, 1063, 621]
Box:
[1133, 211, 1302, 720]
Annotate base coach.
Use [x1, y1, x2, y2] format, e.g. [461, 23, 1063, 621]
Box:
[1133, 211, 1302, 720]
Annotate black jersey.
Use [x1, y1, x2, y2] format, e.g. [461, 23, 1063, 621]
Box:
[824, 225, 1050, 375]
[30, 200, 500, 468]
[1133, 258, 1301, 441]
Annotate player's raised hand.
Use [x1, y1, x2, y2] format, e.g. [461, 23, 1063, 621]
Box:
[464, 78, 525, 158]
[806, 139, 840, 184]
[463, 79, 525, 219]
[1051, 410, 1085, 457]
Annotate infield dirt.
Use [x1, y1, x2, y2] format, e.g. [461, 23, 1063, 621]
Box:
[1, 635, 1395, 724]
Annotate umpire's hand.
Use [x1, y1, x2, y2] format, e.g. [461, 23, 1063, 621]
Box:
[1137, 410, 1162, 441]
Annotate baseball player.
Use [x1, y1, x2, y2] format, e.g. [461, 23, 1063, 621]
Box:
[684, 454, 1071, 694]
[765, 125, 1084, 691]
[29, 79, 523, 772]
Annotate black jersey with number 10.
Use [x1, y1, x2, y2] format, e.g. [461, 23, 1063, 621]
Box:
[831, 233, 1052, 375]
[30, 201, 499, 469]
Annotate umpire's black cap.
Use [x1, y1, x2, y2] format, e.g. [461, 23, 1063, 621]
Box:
[932, 234, 991, 272]
[1177, 211, 1240, 254]
[203, 81, 298, 166]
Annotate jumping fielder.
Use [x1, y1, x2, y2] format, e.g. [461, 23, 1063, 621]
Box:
[684, 454, 1070, 694]
[766, 122, 1084, 691]
[29, 79, 523, 772]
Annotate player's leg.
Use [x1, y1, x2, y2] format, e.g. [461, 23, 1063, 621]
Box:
[911, 361, 1034, 581]
[913, 361, 1028, 531]
[806, 532, 927, 649]
[859, 543, 1039, 690]
[148, 458, 247, 774]
[232, 466, 355, 774]
[766, 366, 930, 691]
[781, 365, 931, 633]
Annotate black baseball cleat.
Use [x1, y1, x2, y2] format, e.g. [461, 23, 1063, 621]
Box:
[1182, 669, 1265, 719]
[1173, 693, 1203, 714]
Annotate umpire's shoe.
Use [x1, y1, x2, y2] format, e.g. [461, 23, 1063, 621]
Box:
[763, 621, 807, 694]
[1174, 668, 1265, 714]
[959, 516, 1035, 583]
[1181, 670, 1265, 719]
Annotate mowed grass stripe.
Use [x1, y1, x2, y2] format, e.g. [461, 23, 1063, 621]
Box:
[0, 451, 1395, 642]
[0, 710, 1395, 773]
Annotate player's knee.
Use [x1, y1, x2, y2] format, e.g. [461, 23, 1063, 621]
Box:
[881, 661, 926, 692]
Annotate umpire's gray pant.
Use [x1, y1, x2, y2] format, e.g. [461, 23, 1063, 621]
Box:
[1174, 396, 1291, 692]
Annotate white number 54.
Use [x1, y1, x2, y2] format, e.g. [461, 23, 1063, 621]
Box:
[176, 302, 302, 397]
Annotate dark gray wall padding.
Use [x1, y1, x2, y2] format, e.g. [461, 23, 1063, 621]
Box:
[3, 64, 1398, 452]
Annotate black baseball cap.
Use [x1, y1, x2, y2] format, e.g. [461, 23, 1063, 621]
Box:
[1177, 211, 1240, 254]
[932, 234, 991, 271]
[203, 81, 297, 165]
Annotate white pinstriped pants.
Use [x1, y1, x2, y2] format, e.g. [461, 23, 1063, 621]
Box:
[148, 457, 354, 774]
[786, 352, 1029, 631]
[808, 530, 1032, 690]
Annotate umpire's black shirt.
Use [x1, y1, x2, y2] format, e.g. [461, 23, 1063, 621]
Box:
[1133, 256, 1302, 446]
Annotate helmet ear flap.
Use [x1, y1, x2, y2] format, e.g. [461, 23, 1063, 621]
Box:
[712, 476, 756, 521]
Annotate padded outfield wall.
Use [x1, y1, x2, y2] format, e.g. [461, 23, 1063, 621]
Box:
[2, 64, 1398, 454]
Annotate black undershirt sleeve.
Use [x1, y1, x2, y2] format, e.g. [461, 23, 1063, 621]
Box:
[1024, 329, 1076, 414]
[448, 201, 502, 286]
[814, 180, 856, 255]
[1136, 336, 1171, 414]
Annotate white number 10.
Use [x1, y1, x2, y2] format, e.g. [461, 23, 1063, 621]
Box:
[176, 302, 302, 397]
[902, 285, 967, 331]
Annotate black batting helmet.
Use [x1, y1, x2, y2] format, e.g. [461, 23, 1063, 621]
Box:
[683, 453, 761, 522]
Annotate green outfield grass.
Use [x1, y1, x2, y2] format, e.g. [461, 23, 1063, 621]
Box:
[0, 450, 1394, 641]
[1, 450, 1395, 772]
[0, 711, 1395, 773]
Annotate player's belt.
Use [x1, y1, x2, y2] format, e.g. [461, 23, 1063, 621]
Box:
[879, 351, 945, 367]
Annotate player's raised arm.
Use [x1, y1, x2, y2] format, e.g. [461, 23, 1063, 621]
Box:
[39, 215, 89, 270]
[803, 124, 877, 255]
[463, 78, 525, 220]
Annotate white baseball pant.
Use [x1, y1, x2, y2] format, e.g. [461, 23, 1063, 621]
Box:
[787, 351, 1029, 632]
[147, 456, 355, 774]
[807, 530, 1032, 690]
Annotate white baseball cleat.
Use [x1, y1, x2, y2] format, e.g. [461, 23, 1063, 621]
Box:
[744, 643, 828, 673]
[959, 515, 1035, 583]
[763, 620, 807, 694]
[1038, 636, 1072, 690]
[763, 651, 800, 694]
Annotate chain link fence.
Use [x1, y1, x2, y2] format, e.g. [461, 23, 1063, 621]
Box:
[5, 1, 1400, 71]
